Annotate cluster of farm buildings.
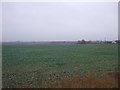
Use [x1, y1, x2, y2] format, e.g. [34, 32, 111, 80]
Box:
[76, 40, 120, 44]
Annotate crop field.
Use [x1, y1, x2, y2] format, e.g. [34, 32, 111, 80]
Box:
[2, 44, 118, 88]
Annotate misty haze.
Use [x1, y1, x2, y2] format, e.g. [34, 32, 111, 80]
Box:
[2, 2, 119, 88]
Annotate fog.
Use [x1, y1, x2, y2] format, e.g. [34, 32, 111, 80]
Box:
[2, 2, 118, 42]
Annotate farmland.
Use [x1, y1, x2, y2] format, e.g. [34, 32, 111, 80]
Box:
[2, 44, 118, 88]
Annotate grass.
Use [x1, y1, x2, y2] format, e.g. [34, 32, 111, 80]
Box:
[2, 44, 118, 88]
[48, 70, 119, 88]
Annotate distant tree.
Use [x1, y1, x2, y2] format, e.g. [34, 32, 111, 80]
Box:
[77, 40, 81, 44]
[88, 40, 92, 44]
[81, 39, 86, 44]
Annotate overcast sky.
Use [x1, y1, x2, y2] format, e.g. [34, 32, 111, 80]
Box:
[2, 2, 118, 41]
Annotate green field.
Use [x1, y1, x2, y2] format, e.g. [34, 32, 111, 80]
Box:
[2, 44, 118, 88]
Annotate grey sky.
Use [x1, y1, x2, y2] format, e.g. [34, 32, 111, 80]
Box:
[2, 2, 118, 41]
[0, 3, 2, 42]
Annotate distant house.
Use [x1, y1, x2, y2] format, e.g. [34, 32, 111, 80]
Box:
[112, 41, 117, 44]
[115, 40, 120, 44]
